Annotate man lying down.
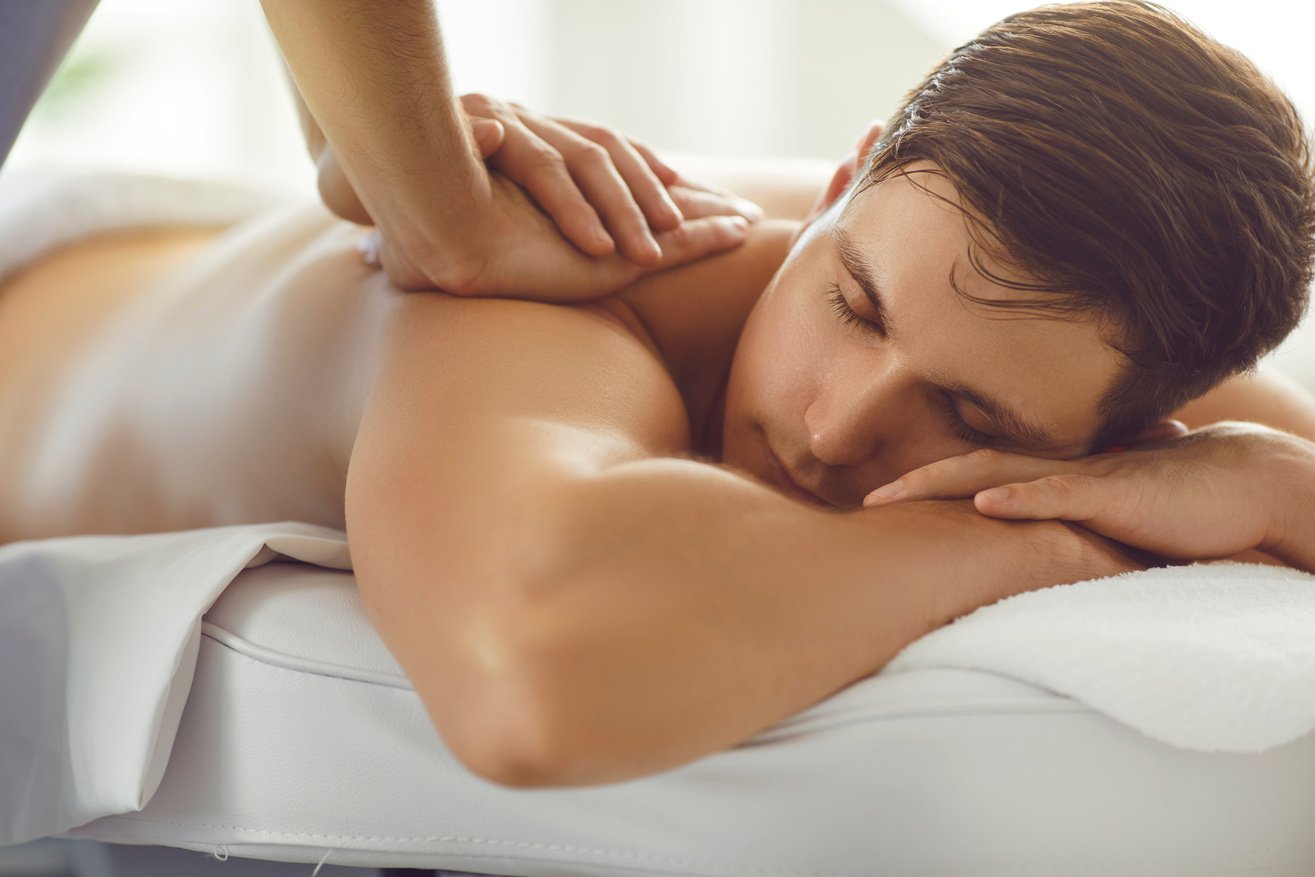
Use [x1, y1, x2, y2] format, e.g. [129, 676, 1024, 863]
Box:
[1, 1, 1313, 789]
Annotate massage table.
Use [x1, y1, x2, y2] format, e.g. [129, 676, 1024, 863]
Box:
[3, 171, 1315, 877]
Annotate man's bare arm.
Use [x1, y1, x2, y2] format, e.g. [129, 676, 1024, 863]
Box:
[1171, 367, 1315, 442]
[494, 464, 1132, 789]
[855, 368, 1315, 573]
[1167, 367, 1315, 565]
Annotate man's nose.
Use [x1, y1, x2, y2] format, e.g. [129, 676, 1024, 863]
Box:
[804, 367, 911, 468]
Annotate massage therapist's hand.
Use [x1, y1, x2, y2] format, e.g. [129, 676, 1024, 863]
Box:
[359, 98, 763, 300]
[862, 421, 1315, 570]
[455, 93, 765, 266]
[364, 170, 757, 301]
[312, 104, 759, 299]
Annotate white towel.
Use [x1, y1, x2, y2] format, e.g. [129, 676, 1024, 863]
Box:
[0, 167, 293, 286]
[884, 560, 1315, 754]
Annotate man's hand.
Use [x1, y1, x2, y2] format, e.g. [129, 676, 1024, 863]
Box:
[861, 421, 1315, 569]
[874, 499, 1153, 587]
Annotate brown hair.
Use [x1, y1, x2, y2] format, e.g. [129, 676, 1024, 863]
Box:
[859, 0, 1315, 450]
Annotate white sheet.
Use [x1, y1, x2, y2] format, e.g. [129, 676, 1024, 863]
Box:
[0, 522, 350, 847]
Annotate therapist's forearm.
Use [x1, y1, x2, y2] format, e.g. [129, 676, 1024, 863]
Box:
[496, 458, 1116, 787]
[260, 0, 486, 242]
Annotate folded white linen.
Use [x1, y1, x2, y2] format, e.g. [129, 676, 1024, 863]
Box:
[0, 521, 351, 847]
[884, 560, 1315, 754]
[0, 168, 290, 286]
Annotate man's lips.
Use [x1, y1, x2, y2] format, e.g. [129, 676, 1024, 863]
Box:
[765, 445, 834, 507]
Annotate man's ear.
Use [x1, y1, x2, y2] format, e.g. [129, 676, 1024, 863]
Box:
[797, 121, 885, 236]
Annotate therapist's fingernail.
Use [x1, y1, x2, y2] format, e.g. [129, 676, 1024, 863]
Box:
[660, 192, 684, 224]
[356, 233, 380, 268]
[979, 486, 1012, 504]
[643, 234, 663, 261]
[738, 199, 766, 221]
[864, 481, 903, 506]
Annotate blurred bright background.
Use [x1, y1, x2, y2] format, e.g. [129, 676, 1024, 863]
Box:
[9, 0, 1314, 185]
[4, 0, 1314, 374]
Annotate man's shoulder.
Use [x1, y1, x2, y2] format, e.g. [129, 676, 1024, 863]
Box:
[603, 220, 797, 384]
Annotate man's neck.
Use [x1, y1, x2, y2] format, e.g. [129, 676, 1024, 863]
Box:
[604, 220, 798, 459]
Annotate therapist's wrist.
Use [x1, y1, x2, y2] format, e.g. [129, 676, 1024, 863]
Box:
[364, 151, 505, 294]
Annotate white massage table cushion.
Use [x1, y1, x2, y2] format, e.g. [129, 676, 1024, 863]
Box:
[51, 552, 1315, 877]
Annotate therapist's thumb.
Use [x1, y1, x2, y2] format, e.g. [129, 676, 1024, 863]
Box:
[363, 230, 432, 291]
[472, 118, 506, 158]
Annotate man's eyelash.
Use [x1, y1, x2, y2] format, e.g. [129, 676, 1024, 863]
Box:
[826, 284, 879, 334]
[826, 283, 997, 447]
[938, 392, 998, 447]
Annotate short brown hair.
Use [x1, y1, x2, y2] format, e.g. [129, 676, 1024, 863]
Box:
[859, 0, 1315, 450]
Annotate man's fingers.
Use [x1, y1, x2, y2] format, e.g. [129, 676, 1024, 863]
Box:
[862, 448, 1062, 508]
[649, 215, 750, 269]
[974, 473, 1108, 523]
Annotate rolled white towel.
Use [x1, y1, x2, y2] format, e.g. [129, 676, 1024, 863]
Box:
[885, 560, 1315, 753]
[0, 168, 293, 286]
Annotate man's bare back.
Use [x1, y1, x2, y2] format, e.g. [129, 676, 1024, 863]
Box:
[0, 200, 785, 544]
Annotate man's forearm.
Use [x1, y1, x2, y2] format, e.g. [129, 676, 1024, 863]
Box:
[495, 457, 1109, 788]
[1263, 434, 1315, 573]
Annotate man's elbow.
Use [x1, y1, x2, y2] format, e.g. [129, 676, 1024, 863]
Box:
[447, 721, 566, 789]
[454, 719, 636, 790]
[428, 608, 632, 790]
[419, 660, 571, 789]
[439, 679, 636, 790]
[409, 589, 610, 789]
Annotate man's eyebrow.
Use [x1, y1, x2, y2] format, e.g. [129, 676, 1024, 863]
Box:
[832, 226, 896, 340]
[931, 373, 1059, 449]
[830, 226, 1059, 450]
